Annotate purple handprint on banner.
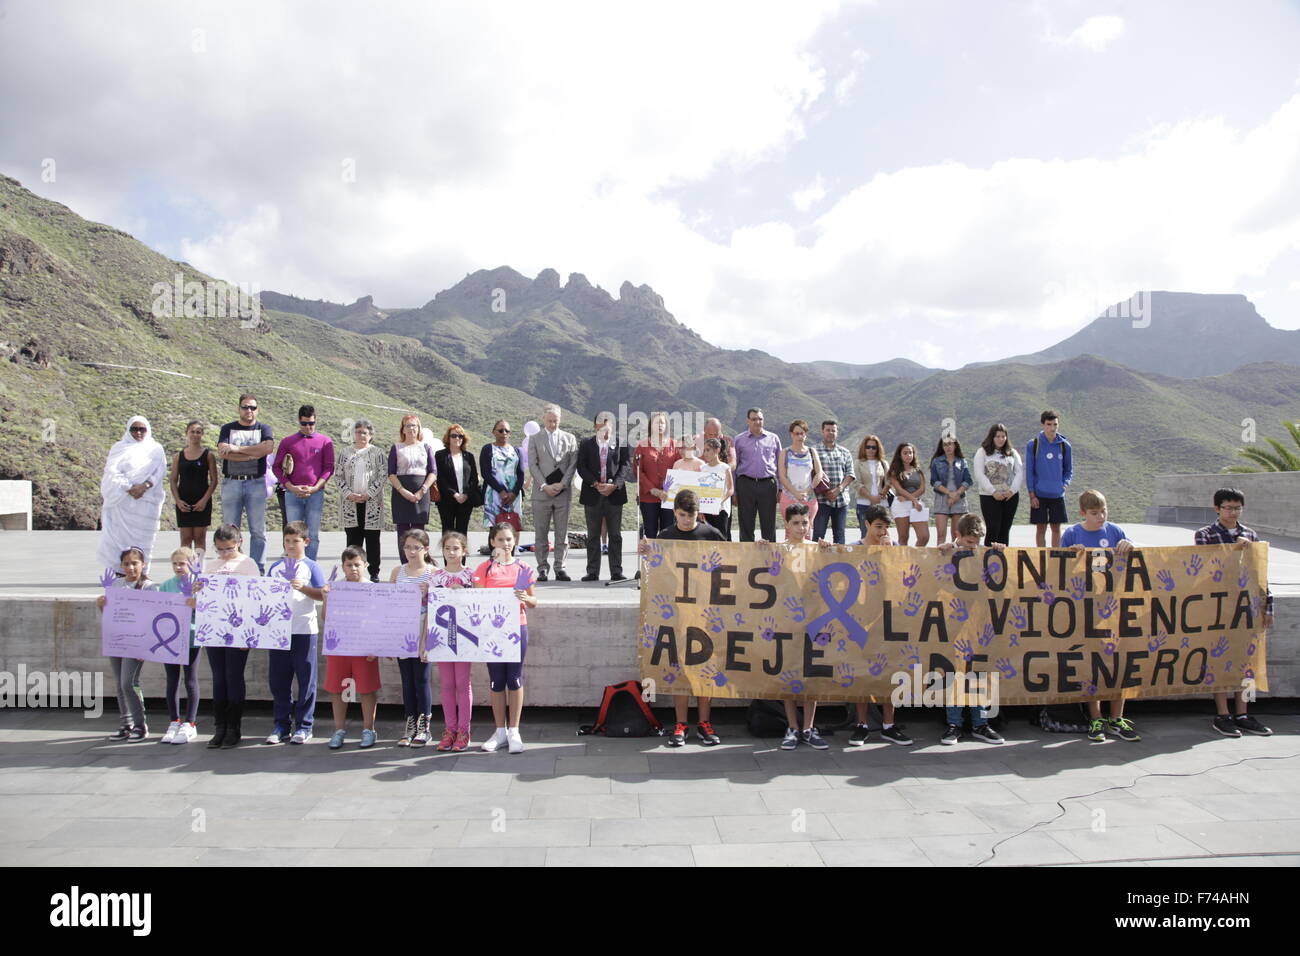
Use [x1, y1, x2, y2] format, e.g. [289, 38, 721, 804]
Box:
[1039, 581, 1056, 605]
[196, 621, 212, 643]
[1069, 576, 1086, 601]
[902, 643, 921, 666]
[240, 627, 259, 649]
[837, 662, 855, 688]
[700, 664, 728, 687]
[641, 624, 657, 649]
[507, 631, 521, 645]
[1156, 569, 1176, 592]
[699, 551, 723, 573]
[487, 641, 503, 658]
[1082, 678, 1097, 696]
[777, 670, 804, 695]
[868, 653, 888, 676]
[903, 591, 923, 617]
[759, 616, 776, 642]
[1210, 635, 1229, 658]
[269, 578, 291, 595]
[246, 579, 266, 601]
[1103, 640, 1116, 656]
[1210, 558, 1224, 583]
[1204, 669, 1216, 686]
[662, 663, 683, 686]
[274, 632, 288, 649]
[1184, 554, 1203, 577]
[491, 608, 507, 628]
[224, 604, 243, 628]
[467, 605, 485, 627]
[253, 605, 274, 627]
[766, 547, 783, 577]
[1238, 568, 1249, 588]
[995, 657, 1017, 679]
[1148, 631, 1168, 652]
[220, 630, 235, 646]
[934, 562, 956, 583]
[948, 598, 969, 623]
[901, 563, 920, 588]
[1098, 595, 1118, 620]
[324, 628, 340, 652]
[812, 622, 834, 647]
[222, 577, 241, 598]
[1009, 605, 1027, 630]
[651, 595, 675, 620]
[643, 541, 664, 569]
[704, 607, 725, 634]
[858, 559, 881, 586]
[953, 638, 974, 662]
[401, 632, 418, 655]
[783, 596, 806, 623]
[198, 596, 218, 615]
[978, 623, 995, 647]
[279, 603, 292, 621]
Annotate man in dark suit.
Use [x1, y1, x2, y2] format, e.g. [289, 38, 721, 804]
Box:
[576, 411, 631, 581]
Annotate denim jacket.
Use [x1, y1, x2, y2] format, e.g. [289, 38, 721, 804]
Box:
[929, 456, 972, 494]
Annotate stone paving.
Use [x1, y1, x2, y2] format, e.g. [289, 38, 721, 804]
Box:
[2, 706, 1298, 866]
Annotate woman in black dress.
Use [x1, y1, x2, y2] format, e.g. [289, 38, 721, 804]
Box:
[434, 424, 481, 535]
[169, 420, 219, 557]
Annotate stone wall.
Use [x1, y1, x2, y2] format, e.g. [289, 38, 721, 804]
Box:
[1147, 472, 1300, 537]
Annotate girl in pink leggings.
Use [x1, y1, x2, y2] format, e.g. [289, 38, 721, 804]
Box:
[429, 532, 475, 751]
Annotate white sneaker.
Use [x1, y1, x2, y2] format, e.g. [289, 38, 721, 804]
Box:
[481, 728, 508, 753]
[507, 728, 524, 754]
[290, 728, 311, 745]
[160, 720, 182, 744]
[173, 722, 197, 745]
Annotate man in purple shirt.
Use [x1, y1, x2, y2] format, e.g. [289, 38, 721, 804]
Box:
[272, 404, 335, 560]
[732, 407, 782, 542]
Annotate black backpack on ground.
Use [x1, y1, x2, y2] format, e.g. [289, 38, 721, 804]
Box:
[577, 680, 664, 736]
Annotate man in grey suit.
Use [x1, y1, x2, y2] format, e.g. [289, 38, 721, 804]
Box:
[527, 403, 577, 581]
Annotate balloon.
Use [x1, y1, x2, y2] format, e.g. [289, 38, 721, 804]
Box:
[523, 420, 540, 437]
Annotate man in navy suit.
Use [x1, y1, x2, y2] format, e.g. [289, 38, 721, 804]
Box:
[576, 411, 631, 581]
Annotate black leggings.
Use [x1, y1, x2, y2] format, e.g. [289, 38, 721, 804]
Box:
[165, 647, 202, 722]
[979, 493, 1019, 546]
[206, 646, 250, 704]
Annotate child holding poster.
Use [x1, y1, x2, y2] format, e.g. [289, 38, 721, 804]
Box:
[847, 504, 914, 747]
[426, 532, 476, 752]
[1061, 490, 1140, 743]
[96, 547, 157, 742]
[157, 547, 201, 744]
[322, 546, 381, 750]
[474, 522, 538, 754]
[779, 504, 832, 751]
[390, 528, 436, 746]
[202, 524, 260, 749]
[265, 522, 327, 745]
[935, 514, 1005, 745]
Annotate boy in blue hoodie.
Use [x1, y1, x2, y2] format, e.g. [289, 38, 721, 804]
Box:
[1025, 410, 1073, 547]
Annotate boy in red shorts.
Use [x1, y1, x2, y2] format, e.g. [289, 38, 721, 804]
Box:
[322, 546, 381, 749]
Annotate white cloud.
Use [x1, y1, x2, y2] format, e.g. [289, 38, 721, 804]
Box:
[1048, 15, 1126, 52]
[791, 175, 827, 211]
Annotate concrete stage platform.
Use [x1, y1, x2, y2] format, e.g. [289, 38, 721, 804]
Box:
[2, 526, 1298, 705]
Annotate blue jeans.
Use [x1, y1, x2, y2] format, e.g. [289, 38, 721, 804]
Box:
[269, 633, 318, 733]
[283, 488, 325, 560]
[221, 477, 268, 571]
[946, 705, 988, 728]
[813, 503, 847, 544]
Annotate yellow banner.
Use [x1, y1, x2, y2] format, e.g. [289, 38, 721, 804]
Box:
[637, 541, 1269, 706]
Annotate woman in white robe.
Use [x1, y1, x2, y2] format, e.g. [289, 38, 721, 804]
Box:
[97, 416, 168, 571]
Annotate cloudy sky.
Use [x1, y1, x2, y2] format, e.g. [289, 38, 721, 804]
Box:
[3, 0, 1299, 369]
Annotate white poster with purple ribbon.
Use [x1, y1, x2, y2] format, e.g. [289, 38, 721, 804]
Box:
[101, 588, 195, 664]
[321, 581, 424, 657]
[426, 588, 521, 662]
[193, 575, 292, 649]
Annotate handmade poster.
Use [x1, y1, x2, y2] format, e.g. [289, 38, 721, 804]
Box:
[638, 540, 1270, 706]
[321, 581, 424, 657]
[426, 588, 521, 662]
[101, 588, 194, 664]
[193, 574, 292, 649]
[660, 467, 727, 514]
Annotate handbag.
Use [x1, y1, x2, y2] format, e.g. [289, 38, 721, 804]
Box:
[813, 477, 833, 498]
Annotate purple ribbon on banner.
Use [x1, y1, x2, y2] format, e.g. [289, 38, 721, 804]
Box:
[434, 604, 480, 654]
[148, 612, 183, 658]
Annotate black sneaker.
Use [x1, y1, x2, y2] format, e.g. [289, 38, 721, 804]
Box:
[1213, 714, 1242, 737]
[1087, 718, 1106, 742]
[970, 724, 1004, 744]
[940, 724, 961, 746]
[536, 570, 548, 583]
[669, 722, 687, 747]
[803, 728, 830, 750]
[880, 725, 913, 746]
[1234, 714, 1272, 736]
[554, 570, 571, 582]
[848, 724, 871, 746]
[106, 726, 132, 741]
[696, 722, 721, 746]
[780, 727, 800, 750]
[1107, 717, 1141, 742]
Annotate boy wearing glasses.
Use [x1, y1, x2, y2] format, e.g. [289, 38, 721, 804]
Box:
[272, 404, 335, 560]
[1194, 489, 1274, 737]
[216, 393, 275, 571]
